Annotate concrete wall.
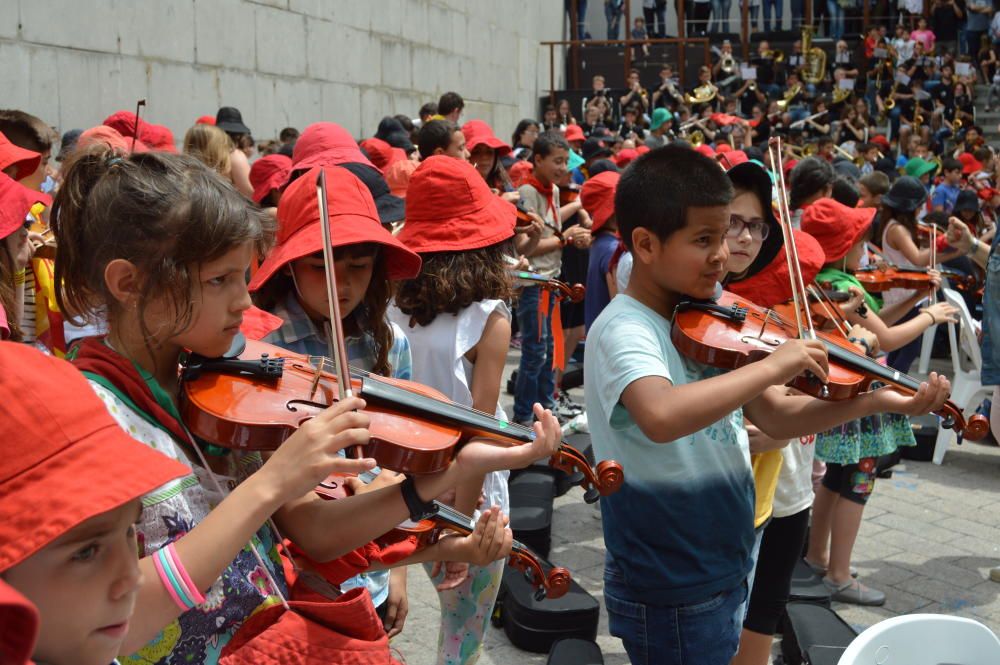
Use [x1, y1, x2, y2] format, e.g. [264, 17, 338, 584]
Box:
[0, 0, 566, 145]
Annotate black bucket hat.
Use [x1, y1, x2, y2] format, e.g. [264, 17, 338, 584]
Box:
[881, 176, 927, 212]
[215, 106, 251, 135]
[338, 162, 405, 225]
[725, 161, 782, 281]
[954, 189, 980, 214]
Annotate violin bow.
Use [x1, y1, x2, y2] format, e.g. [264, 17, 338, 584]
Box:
[131, 99, 146, 153]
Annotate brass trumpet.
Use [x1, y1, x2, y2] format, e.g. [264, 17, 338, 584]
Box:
[762, 49, 785, 63]
[685, 84, 718, 105]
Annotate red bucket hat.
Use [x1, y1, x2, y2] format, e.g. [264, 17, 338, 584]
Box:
[250, 154, 293, 204]
[870, 134, 890, 151]
[614, 148, 639, 168]
[77, 125, 149, 154]
[0, 172, 50, 240]
[462, 120, 512, 156]
[292, 122, 376, 173]
[196, 115, 217, 125]
[564, 124, 585, 143]
[0, 580, 37, 665]
[0, 343, 189, 572]
[695, 143, 717, 159]
[398, 155, 516, 253]
[958, 152, 983, 175]
[508, 160, 533, 187]
[800, 197, 876, 263]
[0, 131, 40, 181]
[102, 110, 159, 147]
[250, 165, 421, 291]
[581, 171, 619, 232]
[718, 149, 749, 170]
[385, 159, 417, 198]
[144, 124, 178, 153]
[727, 229, 825, 308]
[359, 138, 405, 171]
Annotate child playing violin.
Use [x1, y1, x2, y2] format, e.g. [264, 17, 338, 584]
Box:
[389, 154, 520, 665]
[585, 145, 952, 665]
[802, 198, 958, 606]
[0, 342, 189, 665]
[50, 146, 563, 664]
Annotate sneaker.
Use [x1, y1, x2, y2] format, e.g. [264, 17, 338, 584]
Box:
[804, 559, 858, 578]
[555, 392, 584, 418]
[823, 577, 885, 606]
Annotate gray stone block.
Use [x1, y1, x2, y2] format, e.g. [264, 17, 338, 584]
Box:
[118, 0, 195, 62]
[194, 0, 255, 69]
[19, 0, 119, 53]
[320, 81, 360, 132]
[380, 39, 411, 90]
[254, 4, 307, 76]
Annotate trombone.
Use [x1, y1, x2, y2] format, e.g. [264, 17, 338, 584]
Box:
[832, 143, 865, 167]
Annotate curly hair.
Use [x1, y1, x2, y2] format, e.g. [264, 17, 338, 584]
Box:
[394, 240, 514, 328]
[252, 244, 397, 377]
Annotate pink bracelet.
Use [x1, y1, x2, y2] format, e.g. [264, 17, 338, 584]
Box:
[165, 543, 206, 605]
[152, 548, 189, 611]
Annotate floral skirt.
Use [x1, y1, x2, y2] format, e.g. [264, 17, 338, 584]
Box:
[814, 411, 916, 465]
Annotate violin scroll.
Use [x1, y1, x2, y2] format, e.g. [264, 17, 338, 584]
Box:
[549, 447, 624, 504]
[508, 549, 572, 600]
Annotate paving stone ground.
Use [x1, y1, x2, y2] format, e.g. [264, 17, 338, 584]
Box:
[390, 353, 1000, 664]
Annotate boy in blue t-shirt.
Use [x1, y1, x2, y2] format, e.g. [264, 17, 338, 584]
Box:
[584, 145, 952, 665]
[582, 169, 621, 330]
[930, 157, 963, 213]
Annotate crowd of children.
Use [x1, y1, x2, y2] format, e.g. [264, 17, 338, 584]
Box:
[0, 71, 994, 665]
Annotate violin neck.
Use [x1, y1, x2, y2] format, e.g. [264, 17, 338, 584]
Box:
[358, 376, 534, 443]
[823, 341, 919, 391]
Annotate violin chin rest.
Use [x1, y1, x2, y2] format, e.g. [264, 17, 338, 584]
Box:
[224, 332, 247, 358]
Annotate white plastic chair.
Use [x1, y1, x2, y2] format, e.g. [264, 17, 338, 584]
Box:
[838, 614, 1000, 665]
[932, 288, 991, 465]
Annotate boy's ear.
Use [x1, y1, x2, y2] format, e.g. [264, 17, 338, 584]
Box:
[432, 147, 444, 156]
[630, 227, 659, 265]
[104, 259, 143, 308]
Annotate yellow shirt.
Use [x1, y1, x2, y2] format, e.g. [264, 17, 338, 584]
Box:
[751, 449, 784, 528]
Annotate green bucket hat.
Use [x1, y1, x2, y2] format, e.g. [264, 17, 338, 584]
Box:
[650, 107, 674, 131]
[903, 156, 938, 179]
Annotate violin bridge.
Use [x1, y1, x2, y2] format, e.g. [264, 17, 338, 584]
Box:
[309, 363, 322, 400]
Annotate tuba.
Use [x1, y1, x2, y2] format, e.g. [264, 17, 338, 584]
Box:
[832, 86, 853, 105]
[685, 84, 718, 105]
[801, 26, 827, 85]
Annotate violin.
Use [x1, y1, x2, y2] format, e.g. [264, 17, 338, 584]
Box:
[672, 289, 989, 440]
[180, 338, 624, 501]
[514, 199, 536, 230]
[508, 270, 586, 303]
[771, 287, 855, 337]
[559, 182, 581, 204]
[851, 265, 936, 292]
[315, 474, 571, 600]
[30, 228, 56, 260]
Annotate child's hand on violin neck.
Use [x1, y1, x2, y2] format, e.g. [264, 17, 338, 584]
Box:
[458, 403, 561, 473]
[435, 507, 512, 569]
[766, 339, 830, 386]
[875, 371, 952, 415]
[263, 396, 375, 501]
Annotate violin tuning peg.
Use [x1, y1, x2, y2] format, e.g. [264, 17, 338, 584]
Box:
[583, 488, 601, 504]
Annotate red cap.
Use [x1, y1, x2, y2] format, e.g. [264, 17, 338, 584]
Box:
[718, 150, 749, 170]
[636, 145, 651, 155]
[979, 187, 1000, 202]
[77, 125, 149, 154]
[102, 110, 160, 147]
[0, 132, 40, 181]
[614, 148, 639, 168]
[0, 580, 37, 665]
[249, 165, 421, 291]
[715, 143, 734, 154]
[580, 171, 619, 232]
[958, 152, 983, 175]
[196, 115, 217, 125]
[144, 124, 178, 153]
[249, 154, 293, 204]
[508, 160, 534, 187]
[0, 343, 189, 572]
[399, 155, 515, 253]
[800, 197, 876, 263]
[728, 229, 825, 308]
[360, 138, 396, 171]
[871, 134, 890, 151]
[0, 172, 50, 240]
[385, 159, 417, 198]
[462, 120, 511, 156]
[292, 122, 376, 173]
[564, 124, 585, 143]
[695, 144, 717, 158]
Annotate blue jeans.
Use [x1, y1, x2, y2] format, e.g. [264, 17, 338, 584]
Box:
[710, 0, 732, 32]
[964, 29, 985, 57]
[605, 2, 623, 39]
[763, 0, 782, 30]
[514, 286, 556, 421]
[566, 0, 589, 39]
[826, 0, 844, 40]
[790, 0, 803, 29]
[981, 242, 1000, 385]
[605, 564, 748, 665]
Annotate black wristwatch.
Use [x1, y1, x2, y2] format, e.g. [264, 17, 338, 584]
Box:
[400, 475, 438, 522]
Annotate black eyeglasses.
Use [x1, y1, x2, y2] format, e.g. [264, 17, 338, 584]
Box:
[727, 215, 770, 240]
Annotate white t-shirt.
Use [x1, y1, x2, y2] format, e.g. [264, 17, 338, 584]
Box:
[772, 433, 816, 517]
[615, 251, 633, 294]
[387, 299, 511, 514]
